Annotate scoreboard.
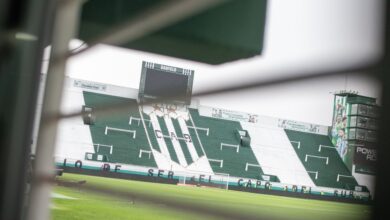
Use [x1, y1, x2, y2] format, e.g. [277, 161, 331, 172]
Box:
[138, 61, 194, 105]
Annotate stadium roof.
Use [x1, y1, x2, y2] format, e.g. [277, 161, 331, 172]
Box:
[77, 0, 267, 64]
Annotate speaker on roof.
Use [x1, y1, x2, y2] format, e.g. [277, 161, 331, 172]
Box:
[82, 105, 96, 125]
[235, 129, 251, 147]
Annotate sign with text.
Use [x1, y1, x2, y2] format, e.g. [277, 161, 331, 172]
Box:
[211, 108, 258, 123]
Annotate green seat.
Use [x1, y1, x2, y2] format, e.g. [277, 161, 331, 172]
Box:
[285, 129, 358, 189]
[83, 91, 157, 167]
[189, 109, 277, 181]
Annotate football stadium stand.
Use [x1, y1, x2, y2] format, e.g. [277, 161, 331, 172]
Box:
[240, 123, 315, 186]
[83, 91, 157, 168]
[285, 129, 358, 189]
[188, 109, 272, 180]
[54, 77, 373, 200]
[80, 91, 274, 180]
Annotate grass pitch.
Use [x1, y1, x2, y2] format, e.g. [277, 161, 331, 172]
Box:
[52, 173, 371, 220]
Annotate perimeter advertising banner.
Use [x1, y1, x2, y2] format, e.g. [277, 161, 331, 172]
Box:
[277, 119, 321, 134]
[353, 140, 376, 174]
[354, 145, 377, 167]
[199, 106, 328, 135]
[74, 79, 107, 91]
[56, 157, 371, 201]
[211, 108, 258, 123]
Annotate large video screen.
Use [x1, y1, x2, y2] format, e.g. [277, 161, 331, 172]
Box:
[139, 62, 194, 105]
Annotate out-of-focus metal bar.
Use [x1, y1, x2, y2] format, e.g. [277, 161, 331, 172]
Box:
[1, 0, 55, 218]
[26, 1, 83, 220]
[373, 1, 389, 220]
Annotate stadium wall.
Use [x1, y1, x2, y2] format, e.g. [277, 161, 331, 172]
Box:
[56, 157, 371, 202]
[57, 162, 371, 204]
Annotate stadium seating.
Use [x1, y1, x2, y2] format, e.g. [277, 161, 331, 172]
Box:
[82, 91, 276, 180]
[82, 91, 357, 189]
[142, 113, 161, 153]
[171, 118, 195, 165]
[241, 123, 315, 186]
[188, 108, 271, 180]
[82, 91, 360, 188]
[285, 129, 358, 189]
[83, 91, 157, 167]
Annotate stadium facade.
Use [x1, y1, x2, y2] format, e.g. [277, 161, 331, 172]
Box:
[38, 73, 377, 202]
